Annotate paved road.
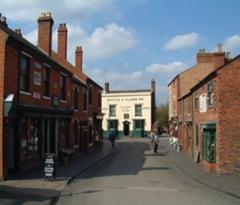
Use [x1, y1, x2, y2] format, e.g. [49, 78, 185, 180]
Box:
[55, 138, 240, 205]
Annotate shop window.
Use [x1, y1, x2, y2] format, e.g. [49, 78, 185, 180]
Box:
[207, 82, 214, 106]
[43, 66, 50, 97]
[194, 94, 199, 111]
[60, 74, 66, 100]
[135, 104, 142, 116]
[20, 118, 40, 161]
[109, 105, 116, 117]
[19, 54, 30, 92]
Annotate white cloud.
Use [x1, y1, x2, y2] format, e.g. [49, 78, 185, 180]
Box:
[223, 35, 240, 52]
[145, 62, 186, 73]
[24, 23, 137, 62]
[163, 33, 199, 50]
[83, 23, 137, 60]
[1, 0, 115, 22]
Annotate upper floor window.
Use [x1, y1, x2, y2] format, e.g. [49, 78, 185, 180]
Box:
[74, 85, 78, 110]
[135, 104, 142, 116]
[43, 66, 50, 97]
[19, 54, 30, 92]
[88, 87, 92, 105]
[60, 74, 66, 100]
[194, 94, 199, 111]
[83, 90, 87, 111]
[109, 105, 116, 117]
[98, 92, 101, 108]
[207, 82, 214, 106]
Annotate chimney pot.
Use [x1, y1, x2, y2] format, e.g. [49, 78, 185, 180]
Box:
[75, 46, 83, 72]
[58, 23, 68, 60]
[14, 29, 22, 36]
[0, 16, 7, 26]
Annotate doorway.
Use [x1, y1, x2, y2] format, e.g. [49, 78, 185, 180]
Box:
[123, 121, 130, 136]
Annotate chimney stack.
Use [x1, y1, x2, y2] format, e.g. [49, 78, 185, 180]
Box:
[151, 79, 155, 93]
[105, 82, 109, 93]
[14, 29, 22, 36]
[37, 12, 54, 55]
[0, 15, 8, 27]
[75, 46, 83, 72]
[58, 23, 68, 60]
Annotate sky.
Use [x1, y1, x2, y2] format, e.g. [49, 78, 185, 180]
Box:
[1, 0, 240, 105]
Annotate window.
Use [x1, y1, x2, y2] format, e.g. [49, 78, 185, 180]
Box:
[196, 124, 199, 145]
[74, 85, 78, 110]
[135, 104, 142, 116]
[43, 66, 50, 97]
[194, 94, 199, 111]
[20, 118, 40, 161]
[84, 90, 87, 111]
[60, 74, 66, 100]
[109, 105, 116, 117]
[88, 87, 92, 105]
[98, 92, 101, 108]
[207, 82, 214, 106]
[19, 54, 30, 92]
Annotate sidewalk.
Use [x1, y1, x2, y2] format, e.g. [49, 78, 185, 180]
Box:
[0, 140, 120, 199]
[166, 140, 240, 199]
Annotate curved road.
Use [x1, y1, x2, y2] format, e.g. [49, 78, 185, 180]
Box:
[55, 138, 239, 205]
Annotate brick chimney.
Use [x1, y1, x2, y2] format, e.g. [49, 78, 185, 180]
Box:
[196, 47, 226, 68]
[151, 79, 156, 93]
[0, 15, 8, 27]
[75, 46, 83, 72]
[58, 23, 68, 60]
[37, 12, 54, 55]
[105, 82, 109, 93]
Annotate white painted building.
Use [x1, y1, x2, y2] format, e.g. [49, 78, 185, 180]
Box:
[101, 80, 156, 137]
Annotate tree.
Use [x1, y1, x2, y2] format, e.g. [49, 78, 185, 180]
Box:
[156, 103, 169, 129]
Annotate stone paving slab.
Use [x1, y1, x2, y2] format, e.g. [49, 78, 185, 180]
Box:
[166, 139, 240, 199]
[0, 140, 119, 199]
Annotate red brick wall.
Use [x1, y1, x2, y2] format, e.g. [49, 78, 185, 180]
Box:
[0, 30, 8, 179]
[217, 58, 240, 173]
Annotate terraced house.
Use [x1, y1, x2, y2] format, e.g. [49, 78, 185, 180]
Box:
[169, 47, 240, 174]
[0, 12, 103, 179]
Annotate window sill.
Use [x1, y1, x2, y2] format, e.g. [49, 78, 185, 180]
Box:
[19, 91, 31, 96]
[60, 100, 67, 104]
[43, 96, 51, 100]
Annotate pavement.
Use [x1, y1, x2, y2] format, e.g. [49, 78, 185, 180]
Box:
[0, 139, 120, 202]
[167, 138, 240, 199]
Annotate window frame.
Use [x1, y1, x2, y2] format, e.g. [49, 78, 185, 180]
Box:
[19, 54, 30, 92]
[207, 81, 214, 107]
[109, 105, 116, 117]
[135, 104, 142, 117]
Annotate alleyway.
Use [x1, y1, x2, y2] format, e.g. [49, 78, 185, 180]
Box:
[55, 138, 239, 205]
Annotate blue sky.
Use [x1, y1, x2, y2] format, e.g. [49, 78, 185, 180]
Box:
[2, 0, 240, 105]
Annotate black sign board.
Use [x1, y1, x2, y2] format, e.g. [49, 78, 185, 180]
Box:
[44, 153, 56, 180]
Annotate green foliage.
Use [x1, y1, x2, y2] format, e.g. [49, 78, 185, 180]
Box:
[156, 103, 169, 128]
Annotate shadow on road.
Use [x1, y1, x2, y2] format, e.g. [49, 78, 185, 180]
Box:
[77, 138, 170, 179]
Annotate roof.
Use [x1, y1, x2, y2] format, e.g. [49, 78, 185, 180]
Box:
[0, 23, 102, 89]
[107, 89, 151, 94]
[190, 54, 240, 92]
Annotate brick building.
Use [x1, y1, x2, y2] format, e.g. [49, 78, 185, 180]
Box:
[191, 55, 240, 173]
[0, 13, 103, 179]
[168, 49, 228, 140]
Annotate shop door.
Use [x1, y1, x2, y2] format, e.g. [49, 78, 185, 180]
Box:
[108, 120, 118, 137]
[134, 120, 145, 137]
[123, 121, 130, 136]
[202, 128, 216, 163]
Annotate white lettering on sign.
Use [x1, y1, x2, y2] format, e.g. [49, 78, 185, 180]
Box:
[199, 93, 207, 113]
